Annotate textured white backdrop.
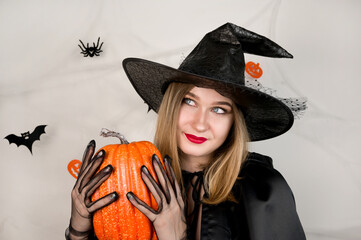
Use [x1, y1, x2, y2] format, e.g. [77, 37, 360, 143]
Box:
[0, 0, 360, 239]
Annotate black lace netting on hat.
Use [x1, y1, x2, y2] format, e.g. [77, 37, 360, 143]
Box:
[244, 74, 307, 119]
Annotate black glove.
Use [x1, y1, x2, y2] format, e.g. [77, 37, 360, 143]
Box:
[127, 155, 187, 240]
[67, 140, 118, 240]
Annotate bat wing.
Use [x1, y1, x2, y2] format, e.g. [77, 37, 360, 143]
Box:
[29, 125, 47, 142]
[4, 134, 24, 147]
[26, 125, 47, 153]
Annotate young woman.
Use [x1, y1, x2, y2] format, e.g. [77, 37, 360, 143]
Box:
[66, 23, 307, 240]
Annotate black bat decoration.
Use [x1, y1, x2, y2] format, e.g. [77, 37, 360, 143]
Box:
[4, 125, 47, 154]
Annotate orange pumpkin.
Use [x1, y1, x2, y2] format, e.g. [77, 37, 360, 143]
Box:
[91, 129, 162, 240]
[245, 61, 263, 78]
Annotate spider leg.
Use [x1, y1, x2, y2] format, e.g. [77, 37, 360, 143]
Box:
[80, 50, 89, 57]
[95, 37, 102, 48]
[98, 42, 104, 51]
[79, 40, 87, 50]
[78, 44, 86, 52]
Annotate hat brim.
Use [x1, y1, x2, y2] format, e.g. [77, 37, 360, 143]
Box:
[122, 58, 294, 141]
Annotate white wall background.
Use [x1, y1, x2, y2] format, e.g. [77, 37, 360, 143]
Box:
[0, 0, 360, 239]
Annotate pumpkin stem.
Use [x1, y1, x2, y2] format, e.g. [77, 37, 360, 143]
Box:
[100, 128, 129, 144]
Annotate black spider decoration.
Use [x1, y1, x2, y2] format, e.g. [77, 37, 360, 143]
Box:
[78, 37, 103, 57]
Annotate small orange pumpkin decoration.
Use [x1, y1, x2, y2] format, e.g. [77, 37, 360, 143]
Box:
[91, 129, 162, 240]
[245, 61, 263, 78]
[67, 159, 81, 179]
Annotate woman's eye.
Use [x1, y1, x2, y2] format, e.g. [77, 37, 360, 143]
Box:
[212, 107, 226, 114]
[183, 98, 196, 106]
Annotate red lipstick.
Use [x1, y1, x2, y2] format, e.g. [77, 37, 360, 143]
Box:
[185, 133, 207, 144]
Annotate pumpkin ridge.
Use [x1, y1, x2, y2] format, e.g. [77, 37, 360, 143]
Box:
[101, 145, 111, 240]
[127, 143, 138, 239]
[114, 144, 125, 239]
[113, 144, 122, 239]
[104, 145, 118, 239]
[129, 142, 146, 239]
[134, 142, 155, 239]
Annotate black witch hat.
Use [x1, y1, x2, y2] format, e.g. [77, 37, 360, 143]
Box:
[123, 22, 298, 141]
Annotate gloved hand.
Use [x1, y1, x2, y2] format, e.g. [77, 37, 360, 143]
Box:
[67, 140, 118, 240]
[127, 154, 187, 240]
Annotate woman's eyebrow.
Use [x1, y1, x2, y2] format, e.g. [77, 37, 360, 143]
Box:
[186, 92, 199, 99]
[214, 101, 232, 108]
[186, 92, 232, 108]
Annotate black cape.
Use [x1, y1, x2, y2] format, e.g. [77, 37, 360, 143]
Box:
[194, 152, 306, 240]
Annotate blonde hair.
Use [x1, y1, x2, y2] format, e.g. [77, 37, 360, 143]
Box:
[154, 82, 249, 205]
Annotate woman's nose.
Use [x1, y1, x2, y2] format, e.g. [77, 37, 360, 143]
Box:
[192, 109, 209, 132]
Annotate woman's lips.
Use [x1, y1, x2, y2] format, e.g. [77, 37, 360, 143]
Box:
[185, 133, 207, 144]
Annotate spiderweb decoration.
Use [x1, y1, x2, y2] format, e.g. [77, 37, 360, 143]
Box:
[245, 74, 307, 119]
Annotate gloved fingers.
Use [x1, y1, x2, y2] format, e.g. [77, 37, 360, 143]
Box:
[164, 155, 184, 209]
[87, 191, 118, 214]
[78, 150, 105, 192]
[140, 166, 164, 212]
[152, 154, 172, 203]
[163, 155, 174, 188]
[78, 140, 95, 176]
[157, 155, 178, 206]
[84, 164, 113, 203]
[75, 147, 103, 191]
[127, 191, 157, 222]
[74, 141, 95, 190]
